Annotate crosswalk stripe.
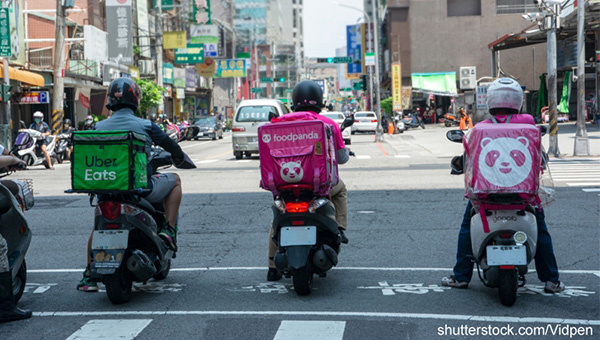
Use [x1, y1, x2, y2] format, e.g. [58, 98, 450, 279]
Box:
[196, 160, 219, 164]
[66, 319, 152, 340]
[567, 182, 600, 187]
[582, 188, 600, 192]
[273, 321, 346, 340]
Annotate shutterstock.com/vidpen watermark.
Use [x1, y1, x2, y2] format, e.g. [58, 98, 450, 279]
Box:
[437, 323, 595, 338]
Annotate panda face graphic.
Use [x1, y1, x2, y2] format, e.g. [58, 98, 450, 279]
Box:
[280, 161, 304, 183]
[478, 136, 532, 187]
[262, 134, 271, 143]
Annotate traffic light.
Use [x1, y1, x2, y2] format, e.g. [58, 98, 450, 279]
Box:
[0, 84, 11, 102]
[327, 57, 333, 63]
[280, 77, 285, 82]
[360, 75, 368, 91]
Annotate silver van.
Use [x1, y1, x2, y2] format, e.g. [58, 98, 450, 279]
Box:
[232, 99, 290, 159]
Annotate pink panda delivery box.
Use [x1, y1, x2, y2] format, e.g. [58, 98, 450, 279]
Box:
[258, 112, 338, 196]
[463, 123, 542, 204]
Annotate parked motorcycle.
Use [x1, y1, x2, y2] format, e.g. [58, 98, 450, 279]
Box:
[81, 148, 194, 304]
[165, 123, 181, 143]
[443, 113, 461, 127]
[12, 129, 57, 168]
[0, 168, 34, 304]
[446, 127, 547, 306]
[401, 112, 425, 129]
[271, 117, 354, 296]
[445, 108, 473, 129]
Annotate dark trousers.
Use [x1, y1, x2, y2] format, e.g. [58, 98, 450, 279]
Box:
[452, 201, 560, 283]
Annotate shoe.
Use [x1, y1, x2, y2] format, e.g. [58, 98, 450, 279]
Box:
[267, 268, 282, 281]
[159, 225, 178, 252]
[76, 270, 98, 292]
[441, 275, 469, 289]
[544, 281, 565, 293]
[338, 228, 349, 244]
[0, 271, 32, 323]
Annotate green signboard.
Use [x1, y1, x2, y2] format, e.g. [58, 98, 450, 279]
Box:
[174, 45, 205, 64]
[261, 77, 273, 83]
[251, 88, 262, 93]
[334, 56, 352, 64]
[0, 9, 11, 57]
[236, 52, 250, 59]
[153, 0, 173, 10]
[162, 63, 174, 84]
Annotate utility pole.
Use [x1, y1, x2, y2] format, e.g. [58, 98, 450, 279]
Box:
[156, 3, 164, 115]
[372, 0, 383, 142]
[545, 3, 560, 157]
[574, 0, 589, 156]
[52, 0, 66, 133]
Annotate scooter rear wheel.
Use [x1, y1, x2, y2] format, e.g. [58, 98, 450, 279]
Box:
[292, 265, 313, 296]
[13, 260, 26, 303]
[498, 268, 518, 306]
[153, 259, 171, 281]
[104, 263, 133, 304]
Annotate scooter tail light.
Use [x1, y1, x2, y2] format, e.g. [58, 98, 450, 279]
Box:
[291, 220, 305, 226]
[105, 224, 120, 229]
[285, 202, 309, 213]
[499, 233, 512, 239]
[500, 265, 515, 269]
[99, 201, 121, 220]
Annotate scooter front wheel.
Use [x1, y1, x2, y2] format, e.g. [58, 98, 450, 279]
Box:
[104, 263, 133, 304]
[292, 265, 313, 296]
[498, 268, 518, 306]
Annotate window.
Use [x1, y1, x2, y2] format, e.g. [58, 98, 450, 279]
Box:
[447, 0, 481, 16]
[496, 0, 540, 15]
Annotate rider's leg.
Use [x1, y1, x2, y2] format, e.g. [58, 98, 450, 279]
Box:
[41, 144, 52, 169]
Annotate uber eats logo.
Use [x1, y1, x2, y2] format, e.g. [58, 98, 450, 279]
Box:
[84, 156, 118, 181]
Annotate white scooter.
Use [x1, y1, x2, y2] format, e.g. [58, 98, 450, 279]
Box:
[12, 129, 57, 169]
[446, 128, 547, 306]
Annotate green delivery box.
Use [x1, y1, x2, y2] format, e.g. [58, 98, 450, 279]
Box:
[71, 131, 148, 192]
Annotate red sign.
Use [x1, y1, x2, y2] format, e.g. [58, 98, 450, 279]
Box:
[79, 93, 90, 109]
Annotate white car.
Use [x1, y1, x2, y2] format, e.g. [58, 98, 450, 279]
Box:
[352, 111, 378, 134]
[321, 111, 351, 145]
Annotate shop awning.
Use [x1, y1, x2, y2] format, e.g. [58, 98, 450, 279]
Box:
[411, 72, 457, 96]
[0, 65, 45, 87]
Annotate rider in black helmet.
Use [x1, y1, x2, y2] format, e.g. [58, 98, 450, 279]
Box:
[77, 77, 196, 292]
[266, 80, 352, 281]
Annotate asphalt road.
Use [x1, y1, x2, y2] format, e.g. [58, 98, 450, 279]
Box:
[2, 126, 599, 340]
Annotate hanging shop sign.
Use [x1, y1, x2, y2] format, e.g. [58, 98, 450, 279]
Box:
[346, 24, 362, 80]
[175, 45, 205, 64]
[163, 63, 174, 84]
[173, 67, 186, 88]
[20, 91, 49, 104]
[192, 0, 211, 25]
[196, 57, 217, 78]
[215, 59, 246, 78]
[190, 24, 218, 57]
[392, 64, 402, 111]
[106, 0, 133, 65]
[0, 8, 11, 57]
[163, 31, 187, 50]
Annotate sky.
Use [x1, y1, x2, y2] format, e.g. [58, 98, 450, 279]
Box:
[303, 0, 366, 58]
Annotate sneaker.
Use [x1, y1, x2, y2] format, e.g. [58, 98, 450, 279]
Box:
[441, 275, 469, 289]
[544, 281, 565, 293]
[77, 270, 98, 292]
[267, 268, 282, 281]
[338, 228, 349, 244]
[159, 225, 178, 252]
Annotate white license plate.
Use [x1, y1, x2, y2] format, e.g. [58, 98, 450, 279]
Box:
[487, 245, 527, 265]
[92, 230, 129, 250]
[198, 132, 204, 137]
[280, 226, 316, 247]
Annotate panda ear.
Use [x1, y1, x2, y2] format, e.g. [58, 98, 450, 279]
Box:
[480, 137, 493, 148]
[516, 137, 529, 148]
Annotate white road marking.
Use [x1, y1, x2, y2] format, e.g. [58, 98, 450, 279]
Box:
[274, 321, 346, 340]
[66, 319, 152, 340]
[394, 155, 411, 158]
[582, 188, 600, 192]
[33, 311, 600, 326]
[196, 160, 219, 164]
[567, 182, 600, 187]
[27, 267, 600, 275]
[180, 141, 212, 149]
[356, 155, 371, 159]
[236, 160, 252, 163]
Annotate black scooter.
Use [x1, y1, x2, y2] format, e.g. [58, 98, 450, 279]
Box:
[271, 117, 354, 296]
[85, 148, 194, 304]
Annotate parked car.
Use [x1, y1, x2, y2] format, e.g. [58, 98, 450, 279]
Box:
[321, 111, 351, 145]
[232, 99, 290, 159]
[191, 116, 224, 140]
[352, 111, 378, 134]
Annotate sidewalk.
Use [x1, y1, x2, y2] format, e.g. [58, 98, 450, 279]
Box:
[383, 122, 600, 159]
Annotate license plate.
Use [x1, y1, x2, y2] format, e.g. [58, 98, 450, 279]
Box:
[92, 249, 125, 270]
[280, 226, 316, 247]
[92, 230, 129, 250]
[487, 245, 527, 265]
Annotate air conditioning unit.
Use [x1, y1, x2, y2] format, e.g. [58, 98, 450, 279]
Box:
[459, 66, 476, 90]
[138, 60, 155, 75]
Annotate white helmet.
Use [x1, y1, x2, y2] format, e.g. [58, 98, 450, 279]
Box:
[33, 111, 44, 119]
[486, 78, 523, 113]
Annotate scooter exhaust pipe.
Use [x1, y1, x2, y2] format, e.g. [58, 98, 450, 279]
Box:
[126, 250, 157, 281]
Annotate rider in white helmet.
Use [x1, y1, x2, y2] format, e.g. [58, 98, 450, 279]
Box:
[441, 78, 565, 294]
[28, 111, 54, 170]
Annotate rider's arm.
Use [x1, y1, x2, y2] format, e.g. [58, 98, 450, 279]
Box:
[149, 123, 185, 163]
[337, 148, 349, 165]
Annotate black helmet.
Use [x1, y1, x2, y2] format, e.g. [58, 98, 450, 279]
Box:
[63, 118, 71, 126]
[292, 80, 324, 113]
[106, 77, 142, 111]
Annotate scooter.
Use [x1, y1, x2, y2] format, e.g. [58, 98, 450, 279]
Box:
[12, 129, 57, 169]
[0, 168, 34, 304]
[83, 148, 195, 304]
[446, 128, 546, 306]
[402, 113, 425, 129]
[165, 123, 180, 143]
[55, 132, 72, 164]
[271, 117, 354, 296]
[443, 113, 460, 127]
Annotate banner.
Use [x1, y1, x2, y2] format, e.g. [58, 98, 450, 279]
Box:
[163, 63, 174, 84]
[215, 59, 246, 78]
[0, 9, 10, 57]
[6, 0, 25, 65]
[346, 25, 362, 79]
[163, 31, 187, 49]
[173, 67, 186, 88]
[411, 72, 457, 96]
[106, 0, 133, 65]
[192, 0, 211, 24]
[136, 0, 151, 58]
[392, 64, 402, 111]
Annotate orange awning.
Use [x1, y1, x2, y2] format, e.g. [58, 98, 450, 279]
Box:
[0, 65, 45, 87]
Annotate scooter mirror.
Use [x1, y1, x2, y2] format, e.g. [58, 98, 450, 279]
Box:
[446, 130, 464, 143]
[341, 116, 355, 130]
[539, 125, 548, 137]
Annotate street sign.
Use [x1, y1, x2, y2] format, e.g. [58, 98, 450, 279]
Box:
[285, 89, 293, 93]
[252, 88, 262, 93]
[365, 52, 375, 66]
[0, 9, 10, 57]
[20, 91, 50, 104]
[174, 45, 205, 64]
[334, 56, 353, 64]
[261, 77, 273, 83]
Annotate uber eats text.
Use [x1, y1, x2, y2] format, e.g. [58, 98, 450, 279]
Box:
[84, 156, 118, 181]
